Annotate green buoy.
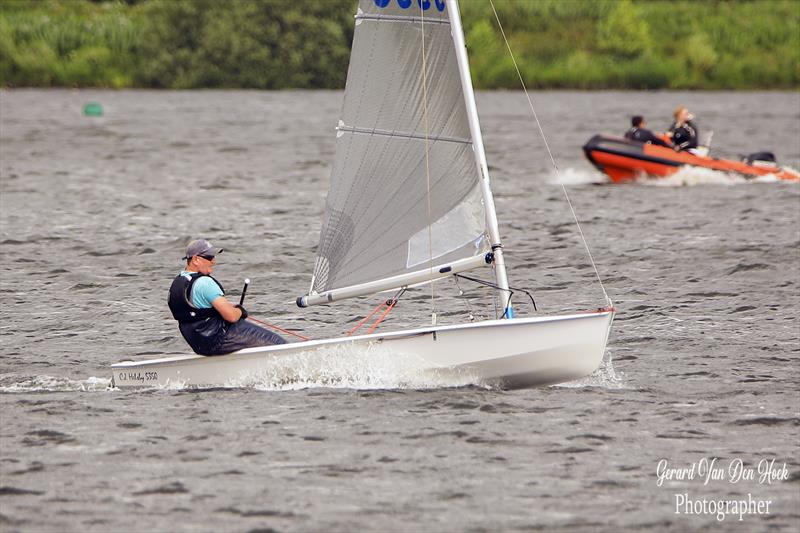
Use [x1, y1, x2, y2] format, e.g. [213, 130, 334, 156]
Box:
[83, 102, 103, 116]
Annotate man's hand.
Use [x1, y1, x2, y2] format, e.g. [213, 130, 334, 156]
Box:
[212, 296, 246, 323]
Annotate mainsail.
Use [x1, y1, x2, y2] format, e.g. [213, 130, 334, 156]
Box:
[301, 0, 496, 307]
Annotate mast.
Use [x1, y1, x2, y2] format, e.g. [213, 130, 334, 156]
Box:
[445, 0, 512, 317]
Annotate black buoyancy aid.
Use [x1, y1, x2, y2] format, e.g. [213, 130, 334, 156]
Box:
[168, 272, 225, 323]
[670, 120, 698, 150]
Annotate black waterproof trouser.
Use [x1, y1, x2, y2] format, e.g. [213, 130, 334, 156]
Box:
[179, 318, 287, 356]
[210, 319, 287, 354]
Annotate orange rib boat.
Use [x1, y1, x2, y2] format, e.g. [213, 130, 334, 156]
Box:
[583, 135, 799, 183]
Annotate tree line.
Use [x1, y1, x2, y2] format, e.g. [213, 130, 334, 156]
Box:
[1, 0, 797, 89]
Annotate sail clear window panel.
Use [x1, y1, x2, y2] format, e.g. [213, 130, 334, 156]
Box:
[407, 184, 486, 268]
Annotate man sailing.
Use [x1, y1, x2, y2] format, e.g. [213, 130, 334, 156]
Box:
[168, 239, 286, 355]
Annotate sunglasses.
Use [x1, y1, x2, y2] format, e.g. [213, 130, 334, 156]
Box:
[198, 254, 216, 261]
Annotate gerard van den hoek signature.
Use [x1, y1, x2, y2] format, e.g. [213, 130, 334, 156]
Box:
[656, 457, 789, 487]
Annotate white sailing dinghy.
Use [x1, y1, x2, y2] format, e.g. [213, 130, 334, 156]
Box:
[112, 0, 614, 389]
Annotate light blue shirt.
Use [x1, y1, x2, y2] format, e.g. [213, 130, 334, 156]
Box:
[180, 271, 223, 309]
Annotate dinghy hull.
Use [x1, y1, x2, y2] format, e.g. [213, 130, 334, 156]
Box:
[583, 134, 800, 182]
[111, 310, 614, 390]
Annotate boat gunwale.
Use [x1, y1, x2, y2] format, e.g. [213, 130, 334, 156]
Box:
[111, 309, 614, 369]
[583, 136, 683, 169]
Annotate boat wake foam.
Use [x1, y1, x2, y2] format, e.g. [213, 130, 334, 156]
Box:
[223, 343, 483, 391]
[0, 374, 112, 393]
[4, 347, 620, 393]
[549, 164, 799, 187]
[5, 348, 620, 394]
[637, 165, 797, 187]
[557, 351, 627, 389]
[547, 167, 608, 185]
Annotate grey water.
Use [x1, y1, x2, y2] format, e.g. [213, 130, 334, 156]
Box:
[1, 89, 798, 532]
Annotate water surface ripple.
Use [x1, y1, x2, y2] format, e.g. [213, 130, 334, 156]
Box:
[1, 90, 798, 532]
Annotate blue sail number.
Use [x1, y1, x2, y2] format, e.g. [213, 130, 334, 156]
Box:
[373, 0, 446, 12]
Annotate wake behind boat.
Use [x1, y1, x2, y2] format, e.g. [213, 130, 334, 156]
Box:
[583, 134, 799, 183]
[112, 0, 614, 390]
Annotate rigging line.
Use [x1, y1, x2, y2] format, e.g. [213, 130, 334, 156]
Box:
[487, 0, 611, 306]
[346, 300, 387, 336]
[454, 272, 537, 312]
[345, 288, 405, 336]
[453, 275, 476, 322]
[419, 2, 437, 324]
[366, 288, 406, 335]
[247, 316, 310, 341]
[366, 298, 398, 335]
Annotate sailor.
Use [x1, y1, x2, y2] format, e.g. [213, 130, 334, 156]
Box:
[667, 106, 699, 151]
[624, 116, 671, 147]
[168, 239, 286, 355]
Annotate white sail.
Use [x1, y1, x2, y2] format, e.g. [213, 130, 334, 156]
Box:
[301, 0, 491, 306]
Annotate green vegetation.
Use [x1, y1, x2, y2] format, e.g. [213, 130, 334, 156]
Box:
[1, 0, 797, 89]
[0, 0, 354, 88]
[0, 0, 143, 87]
[461, 0, 800, 89]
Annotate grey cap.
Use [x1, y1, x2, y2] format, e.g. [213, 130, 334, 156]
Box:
[182, 239, 223, 260]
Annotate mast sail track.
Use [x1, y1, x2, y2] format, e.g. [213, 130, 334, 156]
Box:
[297, 254, 491, 308]
[446, 0, 511, 314]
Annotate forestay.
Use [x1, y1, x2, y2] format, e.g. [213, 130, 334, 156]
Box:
[305, 0, 489, 305]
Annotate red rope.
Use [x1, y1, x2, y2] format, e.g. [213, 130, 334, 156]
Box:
[245, 299, 399, 343]
[366, 299, 397, 335]
[346, 300, 387, 336]
[247, 316, 310, 341]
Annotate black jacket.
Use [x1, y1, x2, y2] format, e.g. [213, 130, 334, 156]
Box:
[668, 120, 698, 151]
[624, 127, 671, 148]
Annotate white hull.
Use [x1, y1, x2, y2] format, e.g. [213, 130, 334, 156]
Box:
[111, 310, 614, 390]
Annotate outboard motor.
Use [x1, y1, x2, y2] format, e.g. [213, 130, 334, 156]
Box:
[744, 151, 778, 167]
[691, 130, 714, 157]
